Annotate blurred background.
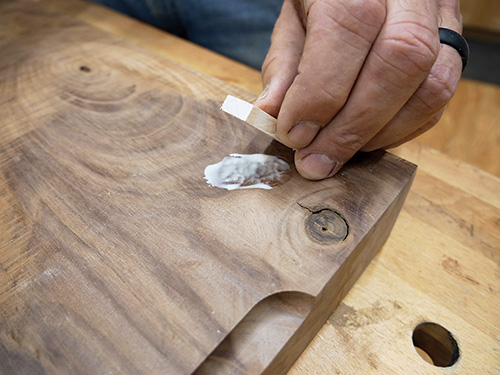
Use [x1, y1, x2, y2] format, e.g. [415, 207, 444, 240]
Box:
[460, 0, 500, 85]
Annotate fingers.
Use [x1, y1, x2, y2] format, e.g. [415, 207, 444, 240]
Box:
[382, 108, 445, 149]
[258, 0, 463, 180]
[361, 43, 462, 151]
[254, 0, 306, 118]
[275, 0, 387, 149]
[361, 0, 463, 151]
[295, 0, 442, 179]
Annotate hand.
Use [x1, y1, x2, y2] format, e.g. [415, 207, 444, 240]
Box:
[256, 0, 463, 180]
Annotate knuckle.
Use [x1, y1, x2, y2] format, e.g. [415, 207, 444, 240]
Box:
[346, 0, 386, 28]
[413, 62, 460, 115]
[425, 68, 456, 108]
[315, 0, 386, 25]
[291, 73, 347, 122]
[311, 0, 385, 37]
[383, 23, 440, 75]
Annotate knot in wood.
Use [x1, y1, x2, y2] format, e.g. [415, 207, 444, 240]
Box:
[305, 209, 348, 244]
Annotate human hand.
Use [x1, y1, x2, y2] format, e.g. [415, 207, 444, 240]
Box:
[255, 0, 464, 180]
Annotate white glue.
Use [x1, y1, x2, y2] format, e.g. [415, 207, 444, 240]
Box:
[204, 154, 290, 190]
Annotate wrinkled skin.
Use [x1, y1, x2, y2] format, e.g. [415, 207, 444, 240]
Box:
[256, 0, 463, 180]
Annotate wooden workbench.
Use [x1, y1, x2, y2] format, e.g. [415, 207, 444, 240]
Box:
[4, 1, 500, 374]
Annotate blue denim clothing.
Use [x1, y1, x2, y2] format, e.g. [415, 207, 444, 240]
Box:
[91, 0, 283, 69]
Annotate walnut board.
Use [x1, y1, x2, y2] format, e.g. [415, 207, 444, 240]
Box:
[0, 2, 416, 374]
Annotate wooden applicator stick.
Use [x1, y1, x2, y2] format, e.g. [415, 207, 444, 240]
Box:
[220, 95, 279, 140]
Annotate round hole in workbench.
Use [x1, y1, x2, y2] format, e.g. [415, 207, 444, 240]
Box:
[412, 322, 460, 367]
[80, 65, 91, 73]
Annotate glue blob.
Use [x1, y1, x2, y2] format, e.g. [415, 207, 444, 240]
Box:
[204, 154, 291, 190]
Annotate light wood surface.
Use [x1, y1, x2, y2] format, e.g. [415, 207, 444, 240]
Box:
[4, 1, 500, 374]
[417, 79, 500, 179]
[0, 1, 417, 374]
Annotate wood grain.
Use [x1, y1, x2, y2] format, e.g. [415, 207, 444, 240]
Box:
[27, 1, 500, 374]
[0, 2, 416, 374]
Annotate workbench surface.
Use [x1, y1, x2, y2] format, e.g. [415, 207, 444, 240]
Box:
[2, 1, 499, 374]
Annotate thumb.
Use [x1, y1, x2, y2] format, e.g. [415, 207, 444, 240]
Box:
[254, 0, 305, 119]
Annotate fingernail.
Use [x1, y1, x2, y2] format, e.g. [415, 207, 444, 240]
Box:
[256, 84, 270, 102]
[298, 154, 340, 180]
[288, 121, 321, 147]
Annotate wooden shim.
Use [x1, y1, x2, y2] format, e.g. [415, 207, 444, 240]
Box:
[221, 95, 278, 140]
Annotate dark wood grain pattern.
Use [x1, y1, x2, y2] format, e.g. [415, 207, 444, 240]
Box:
[0, 1, 416, 374]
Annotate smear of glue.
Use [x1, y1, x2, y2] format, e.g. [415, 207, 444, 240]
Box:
[204, 154, 290, 190]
